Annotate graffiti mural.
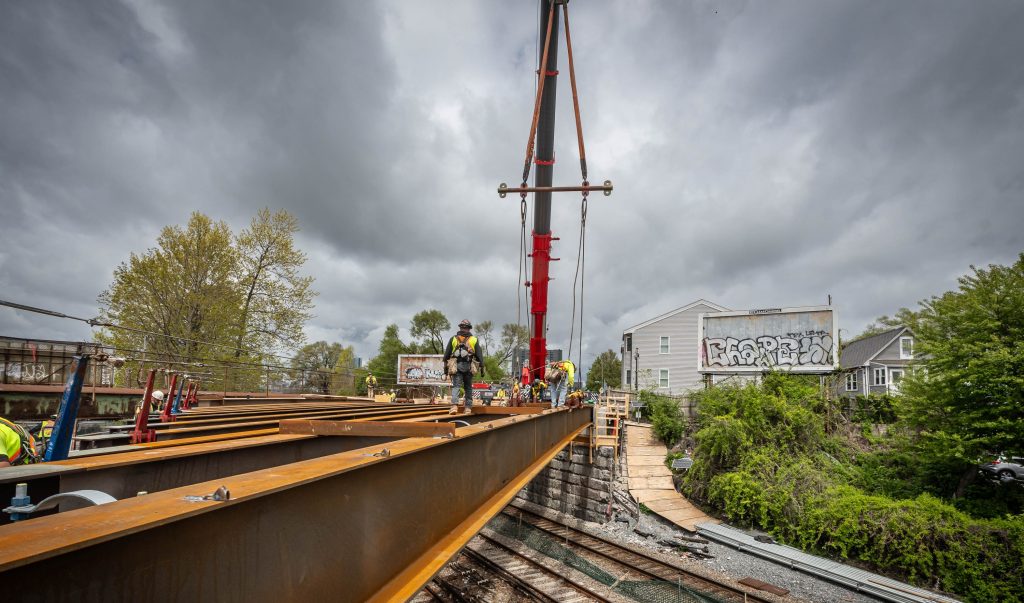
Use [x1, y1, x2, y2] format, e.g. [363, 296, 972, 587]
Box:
[397, 354, 448, 386]
[699, 307, 836, 373]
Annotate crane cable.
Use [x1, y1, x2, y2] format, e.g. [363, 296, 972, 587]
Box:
[563, 0, 589, 372]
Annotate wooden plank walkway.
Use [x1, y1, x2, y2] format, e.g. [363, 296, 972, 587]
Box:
[624, 422, 717, 531]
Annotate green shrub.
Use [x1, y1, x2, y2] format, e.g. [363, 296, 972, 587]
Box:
[684, 374, 1024, 602]
[640, 391, 685, 447]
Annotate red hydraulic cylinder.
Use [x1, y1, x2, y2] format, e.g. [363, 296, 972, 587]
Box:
[131, 369, 158, 444]
[529, 231, 554, 382]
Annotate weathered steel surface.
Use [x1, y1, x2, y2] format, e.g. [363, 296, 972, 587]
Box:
[0, 407, 592, 602]
[279, 419, 456, 438]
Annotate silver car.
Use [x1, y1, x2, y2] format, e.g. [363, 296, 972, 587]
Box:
[979, 455, 1024, 481]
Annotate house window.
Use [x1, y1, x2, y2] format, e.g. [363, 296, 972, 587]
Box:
[659, 369, 669, 389]
[626, 370, 631, 386]
[845, 372, 858, 392]
[873, 368, 887, 386]
[900, 337, 913, 359]
[890, 369, 904, 390]
[626, 334, 632, 352]
[660, 336, 670, 354]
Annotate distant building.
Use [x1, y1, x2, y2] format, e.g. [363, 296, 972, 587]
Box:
[837, 326, 917, 398]
[0, 336, 113, 386]
[621, 299, 729, 395]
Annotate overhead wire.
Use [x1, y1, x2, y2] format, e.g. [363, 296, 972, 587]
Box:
[0, 298, 392, 378]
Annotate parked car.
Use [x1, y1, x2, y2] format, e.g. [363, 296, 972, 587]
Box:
[979, 455, 1024, 481]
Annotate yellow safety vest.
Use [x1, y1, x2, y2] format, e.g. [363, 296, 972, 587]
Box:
[450, 335, 478, 354]
[39, 420, 54, 439]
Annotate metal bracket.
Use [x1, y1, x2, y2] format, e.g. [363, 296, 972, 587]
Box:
[4, 489, 117, 516]
[183, 486, 231, 503]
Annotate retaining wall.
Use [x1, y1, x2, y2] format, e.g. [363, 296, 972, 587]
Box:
[516, 445, 615, 524]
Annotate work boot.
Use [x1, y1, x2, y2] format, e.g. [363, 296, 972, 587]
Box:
[448, 406, 458, 415]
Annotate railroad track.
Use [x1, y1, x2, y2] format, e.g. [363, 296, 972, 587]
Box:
[489, 501, 779, 603]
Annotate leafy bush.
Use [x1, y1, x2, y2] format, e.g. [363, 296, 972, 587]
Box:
[684, 374, 1024, 602]
[639, 390, 685, 447]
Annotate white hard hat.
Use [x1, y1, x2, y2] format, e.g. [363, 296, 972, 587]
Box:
[152, 390, 165, 401]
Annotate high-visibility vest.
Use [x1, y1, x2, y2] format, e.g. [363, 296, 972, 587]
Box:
[39, 420, 54, 440]
[0, 418, 37, 465]
[450, 335, 478, 357]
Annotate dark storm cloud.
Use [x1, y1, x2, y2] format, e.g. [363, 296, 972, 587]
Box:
[2, 0, 1023, 370]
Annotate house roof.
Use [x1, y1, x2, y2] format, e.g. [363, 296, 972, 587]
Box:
[623, 299, 729, 334]
[839, 326, 907, 369]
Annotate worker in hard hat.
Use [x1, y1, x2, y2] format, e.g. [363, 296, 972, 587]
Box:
[547, 359, 575, 408]
[151, 390, 166, 412]
[531, 379, 547, 403]
[0, 417, 38, 468]
[443, 319, 484, 413]
[365, 373, 378, 398]
[133, 390, 164, 421]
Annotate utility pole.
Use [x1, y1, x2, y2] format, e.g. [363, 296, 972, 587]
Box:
[527, 0, 561, 384]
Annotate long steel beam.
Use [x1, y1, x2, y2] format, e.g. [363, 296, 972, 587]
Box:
[0, 407, 592, 602]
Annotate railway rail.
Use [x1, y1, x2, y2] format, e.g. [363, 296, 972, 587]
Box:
[469, 501, 781, 603]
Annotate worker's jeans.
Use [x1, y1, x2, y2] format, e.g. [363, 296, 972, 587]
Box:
[451, 371, 473, 408]
[552, 379, 567, 407]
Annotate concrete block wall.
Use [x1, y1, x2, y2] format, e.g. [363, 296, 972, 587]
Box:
[515, 445, 615, 523]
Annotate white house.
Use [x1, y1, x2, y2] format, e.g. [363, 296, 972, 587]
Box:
[837, 326, 918, 398]
[621, 299, 729, 396]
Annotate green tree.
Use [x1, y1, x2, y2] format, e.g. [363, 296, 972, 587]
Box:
[292, 341, 353, 394]
[367, 324, 408, 388]
[234, 208, 316, 356]
[97, 213, 242, 383]
[96, 210, 317, 391]
[899, 254, 1024, 462]
[586, 349, 622, 391]
[475, 320, 494, 353]
[410, 309, 450, 354]
[482, 354, 506, 382]
[496, 323, 529, 368]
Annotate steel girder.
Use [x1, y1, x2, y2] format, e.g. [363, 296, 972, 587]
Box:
[0, 407, 592, 602]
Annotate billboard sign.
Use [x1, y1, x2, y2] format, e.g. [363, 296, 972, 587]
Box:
[396, 354, 448, 386]
[698, 306, 837, 373]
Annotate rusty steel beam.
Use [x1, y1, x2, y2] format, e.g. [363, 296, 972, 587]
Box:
[279, 419, 457, 438]
[0, 407, 593, 601]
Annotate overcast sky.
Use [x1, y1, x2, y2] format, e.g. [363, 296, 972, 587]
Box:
[2, 0, 1022, 374]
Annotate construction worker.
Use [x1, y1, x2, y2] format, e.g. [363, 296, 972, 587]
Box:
[566, 389, 585, 409]
[133, 390, 164, 421]
[495, 387, 507, 406]
[548, 359, 576, 408]
[443, 319, 484, 412]
[365, 373, 378, 398]
[151, 390, 165, 411]
[388, 390, 397, 403]
[32, 414, 56, 451]
[0, 417, 38, 468]
[531, 379, 547, 403]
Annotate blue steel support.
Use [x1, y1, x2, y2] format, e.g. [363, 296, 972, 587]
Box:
[171, 378, 186, 416]
[44, 355, 90, 462]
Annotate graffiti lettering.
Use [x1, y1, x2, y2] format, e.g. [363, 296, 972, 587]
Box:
[705, 335, 834, 368]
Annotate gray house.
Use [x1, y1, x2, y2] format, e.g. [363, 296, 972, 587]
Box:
[837, 326, 917, 398]
[621, 299, 729, 395]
